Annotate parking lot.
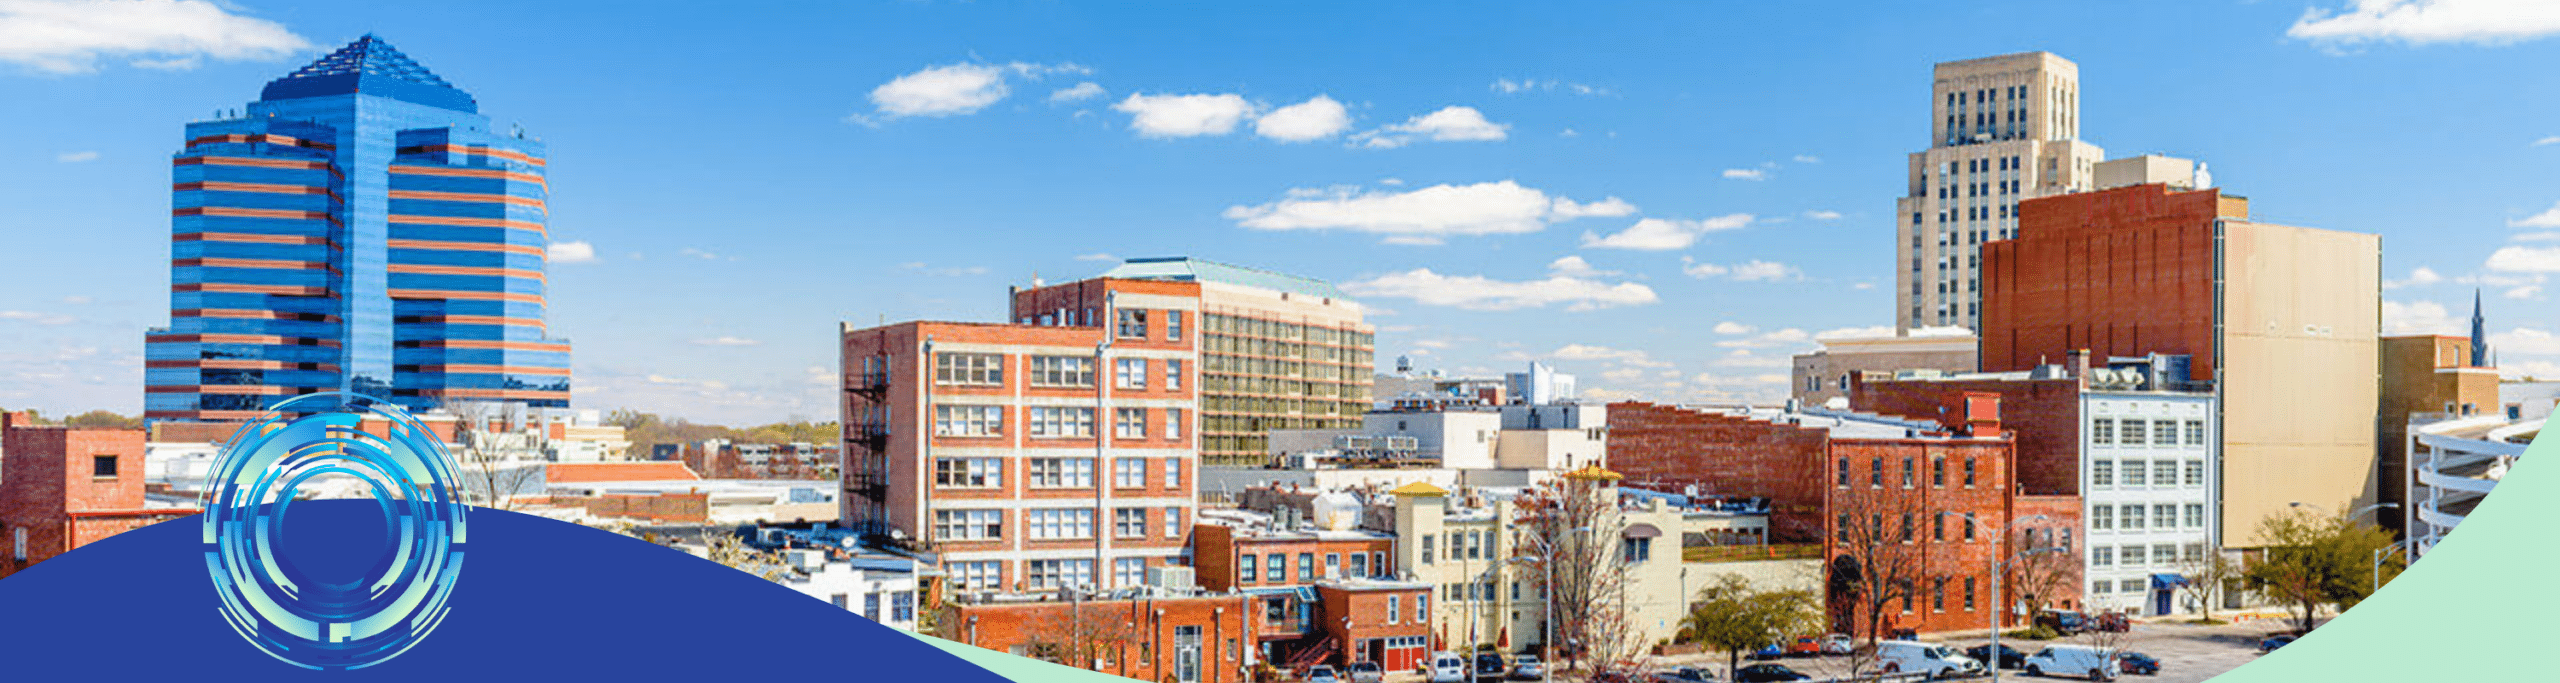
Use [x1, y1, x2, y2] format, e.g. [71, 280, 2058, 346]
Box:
[1371, 617, 2300, 682]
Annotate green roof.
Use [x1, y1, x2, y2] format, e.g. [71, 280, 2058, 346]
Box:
[1099, 257, 1351, 300]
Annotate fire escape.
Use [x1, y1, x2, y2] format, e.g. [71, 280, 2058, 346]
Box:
[844, 356, 893, 540]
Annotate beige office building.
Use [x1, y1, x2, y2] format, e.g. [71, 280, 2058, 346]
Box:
[1895, 52, 2106, 332]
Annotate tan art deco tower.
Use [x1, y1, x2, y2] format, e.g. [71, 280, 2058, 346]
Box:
[1895, 52, 2105, 333]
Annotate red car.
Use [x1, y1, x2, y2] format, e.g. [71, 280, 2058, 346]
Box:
[1787, 636, 1825, 657]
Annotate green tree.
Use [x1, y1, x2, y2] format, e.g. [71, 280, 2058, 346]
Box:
[61, 410, 144, 430]
[2242, 509, 2403, 633]
[1681, 575, 1822, 681]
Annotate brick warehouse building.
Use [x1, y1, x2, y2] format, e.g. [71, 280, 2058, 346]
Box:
[939, 592, 1253, 683]
[840, 311, 1199, 595]
[2, 413, 198, 578]
[1981, 182, 2377, 546]
[1607, 397, 2079, 634]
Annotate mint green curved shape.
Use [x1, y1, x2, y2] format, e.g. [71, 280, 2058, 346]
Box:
[903, 632, 1174, 683]
[2213, 431, 2549, 681]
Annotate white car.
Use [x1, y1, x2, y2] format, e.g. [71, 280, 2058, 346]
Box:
[1307, 665, 1343, 683]
[1425, 652, 1470, 683]
[1874, 640, 1983, 678]
[2024, 644, 2119, 681]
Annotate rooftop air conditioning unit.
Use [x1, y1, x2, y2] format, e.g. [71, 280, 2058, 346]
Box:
[1148, 566, 1197, 592]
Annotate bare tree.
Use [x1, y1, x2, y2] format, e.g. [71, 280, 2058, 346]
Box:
[1823, 485, 1930, 667]
[1018, 598, 1143, 672]
[1513, 473, 1643, 679]
[2006, 529, 2079, 617]
[2178, 552, 2244, 623]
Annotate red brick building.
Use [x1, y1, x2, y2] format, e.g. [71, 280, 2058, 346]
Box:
[1190, 511, 1414, 671]
[1979, 184, 2239, 376]
[1314, 581, 1431, 671]
[940, 593, 1252, 683]
[1853, 371, 2085, 496]
[2, 413, 198, 578]
[1605, 402, 1832, 541]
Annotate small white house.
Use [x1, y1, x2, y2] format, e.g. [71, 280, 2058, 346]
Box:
[780, 549, 923, 631]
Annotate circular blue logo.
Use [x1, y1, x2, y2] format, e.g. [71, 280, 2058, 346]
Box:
[201, 393, 469, 670]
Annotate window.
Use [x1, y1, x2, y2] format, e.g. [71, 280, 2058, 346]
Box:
[1027, 458, 1094, 488]
[2154, 420, 2176, 445]
[2091, 505, 2114, 531]
[1964, 458, 1979, 487]
[1027, 559, 1096, 590]
[1028, 356, 1095, 387]
[1623, 537, 1653, 563]
[1266, 553, 1286, 582]
[1870, 457, 1884, 487]
[1299, 553, 1316, 581]
[2184, 543, 2207, 563]
[1116, 408, 1148, 439]
[2122, 579, 2146, 594]
[1116, 458, 1147, 488]
[93, 455, 117, 477]
[2092, 580, 2113, 595]
[1371, 551, 1386, 578]
[1117, 358, 1149, 389]
[1836, 513, 1852, 544]
[1934, 512, 1947, 541]
[1901, 513, 1915, 543]
[1166, 507, 1182, 538]
[2091, 418, 2114, 445]
[1963, 577, 1977, 611]
[1167, 311, 1183, 341]
[1350, 552, 1367, 578]
[2121, 419, 2147, 446]
[832, 593, 849, 610]
[1165, 457, 1183, 489]
[2091, 460, 2114, 487]
[935, 353, 1003, 385]
[1028, 407, 1095, 437]
[1116, 558, 1147, 588]
[1324, 553, 1342, 578]
[2184, 460, 2205, 487]
[1167, 408, 1184, 440]
[1902, 457, 1915, 488]
[2121, 505, 2143, 531]
[2121, 545, 2146, 567]
[2092, 546, 2114, 567]
[2154, 544, 2178, 566]
[1836, 457, 1852, 487]
[2154, 504, 2177, 529]
[2185, 420, 2206, 446]
[1027, 508, 1094, 540]
[1166, 359, 1184, 390]
[949, 561, 1001, 591]
[1963, 513, 1978, 541]
[935, 458, 1001, 488]
[1239, 554, 1257, 584]
[1421, 535, 1435, 564]
[1387, 595, 1400, 624]
[2185, 504, 2206, 529]
[1416, 595, 1428, 623]
[2123, 460, 2148, 487]
[893, 591, 915, 622]
[865, 592, 882, 620]
[934, 404, 1003, 437]
[11, 527, 22, 562]
[2153, 461, 2177, 487]
[1933, 579, 1947, 612]
[1116, 508, 1147, 537]
[933, 509, 1002, 541]
[1117, 309, 1149, 339]
[1932, 457, 1946, 487]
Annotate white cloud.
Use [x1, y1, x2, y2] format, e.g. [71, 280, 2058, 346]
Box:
[546, 240, 598, 264]
[1715, 328, 1812, 349]
[2383, 300, 2463, 335]
[691, 336, 760, 347]
[1681, 257, 1802, 282]
[0, 310, 75, 325]
[1804, 210, 1843, 221]
[2536, 136, 2560, 147]
[1546, 255, 1616, 278]
[1353, 106, 1509, 148]
[0, 0, 308, 74]
[1048, 81, 1106, 103]
[679, 247, 723, 260]
[1113, 92, 1257, 138]
[2510, 201, 2560, 228]
[1254, 95, 1352, 142]
[54, 150, 96, 162]
[2289, 0, 2560, 46]
[859, 61, 1090, 123]
[1793, 155, 1822, 164]
[2490, 327, 2560, 356]
[2384, 266, 2444, 289]
[1549, 344, 1672, 368]
[2520, 231, 2560, 242]
[1813, 326, 1897, 341]
[1713, 349, 1788, 368]
[1341, 269, 1658, 312]
[1713, 321, 1757, 335]
[1722, 168, 1767, 181]
[1075, 252, 1118, 262]
[1224, 180, 1633, 245]
[2487, 245, 2560, 272]
[902, 262, 990, 277]
[2506, 285, 2544, 299]
[1490, 78, 1611, 96]
[1580, 214, 1753, 251]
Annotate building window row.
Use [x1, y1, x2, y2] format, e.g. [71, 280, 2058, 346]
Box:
[2089, 458, 2207, 489]
[2091, 418, 2207, 448]
[2089, 503, 2209, 532]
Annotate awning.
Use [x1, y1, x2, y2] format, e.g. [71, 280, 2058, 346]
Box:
[2150, 573, 2190, 589]
[1622, 523, 1663, 539]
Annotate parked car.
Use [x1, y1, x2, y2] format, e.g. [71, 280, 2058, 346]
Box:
[1964, 643, 2029, 669]
[1507, 655, 1546, 681]
[2036, 610, 2091, 635]
[1886, 627, 1919, 641]
[1347, 661, 1385, 683]
[2115, 652, 2160, 676]
[1474, 653, 1508, 681]
[1732, 663, 1811, 682]
[1650, 666, 1718, 683]
[1817, 634, 1855, 655]
[2023, 644, 2119, 681]
[1426, 652, 1470, 683]
[1746, 643, 1786, 661]
[1787, 636, 1826, 657]
[1875, 640, 1984, 678]
[2257, 635, 2297, 653]
[2093, 612, 2132, 633]
[1307, 665, 1343, 683]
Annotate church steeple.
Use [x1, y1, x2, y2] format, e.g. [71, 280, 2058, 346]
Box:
[2470, 288, 2491, 368]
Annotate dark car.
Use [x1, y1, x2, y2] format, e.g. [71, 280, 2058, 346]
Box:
[1649, 667, 1718, 683]
[2116, 651, 2160, 676]
[2094, 612, 2132, 633]
[2258, 635, 2297, 653]
[1474, 654, 1508, 680]
[1745, 643, 1786, 661]
[1732, 664, 1810, 683]
[1965, 643, 2029, 669]
[2035, 610, 2090, 635]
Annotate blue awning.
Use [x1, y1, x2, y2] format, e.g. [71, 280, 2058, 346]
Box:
[2150, 573, 2190, 589]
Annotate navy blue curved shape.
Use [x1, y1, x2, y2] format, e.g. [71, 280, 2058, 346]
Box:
[0, 503, 1014, 681]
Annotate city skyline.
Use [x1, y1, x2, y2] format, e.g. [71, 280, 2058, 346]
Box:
[3, 1, 2559, 425]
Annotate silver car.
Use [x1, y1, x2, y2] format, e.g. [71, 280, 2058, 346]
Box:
[1348, 661, 1385, 683]
[1509, 654, 1548, 681]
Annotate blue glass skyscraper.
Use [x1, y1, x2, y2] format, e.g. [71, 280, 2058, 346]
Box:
[146, 36, 571, 421]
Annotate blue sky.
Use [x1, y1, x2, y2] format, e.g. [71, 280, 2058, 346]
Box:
[3, 0, 2558, 425]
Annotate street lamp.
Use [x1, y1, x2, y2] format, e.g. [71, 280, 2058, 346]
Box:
[1506, 556, 1551, 682]
[2371, 544, 2406, 595]
[1987, 514, 2051, 683]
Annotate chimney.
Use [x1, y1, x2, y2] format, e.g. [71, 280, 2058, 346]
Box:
[2065, 349, 2092, 380]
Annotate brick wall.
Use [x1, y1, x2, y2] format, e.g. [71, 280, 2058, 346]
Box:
[1822, 437, 2034, 636]
[1854, 376, 2085, 496]
[1982, 184, 2230, 376]
[2, 424, 177, 578]
[942, 594, 1252, 683]
[1606, 402, 1832, 541]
